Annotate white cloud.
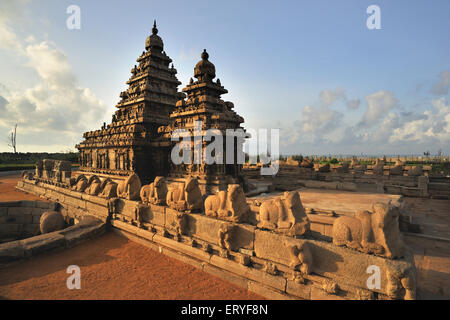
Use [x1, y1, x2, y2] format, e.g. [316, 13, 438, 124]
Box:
[318, 88, 360, 110]
[390, 97, 450, 144]
[360, 90, 398, 126]
[319, 88, 345, 106]
[0, 14, 108, 152]
[431, 70, 450, 95]
[346, 99, 360, 110]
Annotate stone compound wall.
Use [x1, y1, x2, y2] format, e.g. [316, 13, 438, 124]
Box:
[0, 200, 59, 243]
[16, 179, 417, 300]
[268, 164, 436, 198]
[0, 215, 105, 265]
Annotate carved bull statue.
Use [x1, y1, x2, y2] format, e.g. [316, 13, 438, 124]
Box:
[300, 158, 314, 168]
[407, 166, 423, 177]
[140, 176, 168, 205]
[166, 177, 203, 212]
[72, 174, 88, 192]
[99, 178, 118, 199]
[351, 158, 367, 172]
[22, 170, 34, 180]
[117, 173, 142, 201]
[257, 191, 310, 236]
[332, 201, 405, 259]
[204, 184, 250, 223]
[372, 159, 385, 176]
[288, 242, 313, 275]
[389, 159, 405, 175]
[314, 163, 330, 172]
[86, 175, 102, 196]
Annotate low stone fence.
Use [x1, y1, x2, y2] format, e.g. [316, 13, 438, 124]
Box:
[0, 216, 105, 264]
[268, 165, 438, 198]
[110, 201, 415, 300]
[16, 178, 417, 300]
[0, 200, 59, 243]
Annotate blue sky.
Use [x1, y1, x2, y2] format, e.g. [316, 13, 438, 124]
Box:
[0, 0, 449, 155]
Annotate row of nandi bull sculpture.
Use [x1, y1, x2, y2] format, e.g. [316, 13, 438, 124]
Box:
[140, 176, 309, 235]
[70, 173, 141, 200]
[70, 172, 407, 260]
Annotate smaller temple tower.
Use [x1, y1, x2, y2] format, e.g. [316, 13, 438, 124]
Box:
[160, 49, 246, 193]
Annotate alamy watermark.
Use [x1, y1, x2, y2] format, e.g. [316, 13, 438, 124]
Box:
[366, 265, 381, 290]
[367, 5, 381, 30]
[66, 265, 81, 289]
[66, 5, 81, 30]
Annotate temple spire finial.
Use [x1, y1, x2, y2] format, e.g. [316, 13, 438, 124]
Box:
[152, 20, 158, 35]
[201, 49, 209, 60]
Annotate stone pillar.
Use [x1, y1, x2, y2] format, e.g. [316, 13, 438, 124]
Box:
[418, 176, 429, 197]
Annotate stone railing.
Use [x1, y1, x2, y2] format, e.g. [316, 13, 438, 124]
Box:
[0, 200, 59, 243]
[16, 174, 417, 300]
[265, 164, 437, 198]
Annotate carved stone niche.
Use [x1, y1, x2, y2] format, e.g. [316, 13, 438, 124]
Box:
[217, 223, 235, 257]
[204, 184, 250, 223]
[257, 191, 310, 237]
[288, 241, 313, 275]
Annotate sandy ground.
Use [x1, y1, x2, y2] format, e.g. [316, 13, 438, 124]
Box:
[0, 174, 44, 201]
[0, 232, 262, 300]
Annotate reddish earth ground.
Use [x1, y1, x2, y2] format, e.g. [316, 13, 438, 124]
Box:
[0, 174, 262, 300]
[0, 174, 44, 201]
[0, 232, 262, 300]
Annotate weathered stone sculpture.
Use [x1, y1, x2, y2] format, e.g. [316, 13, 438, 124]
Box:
[22, 171, 33, 180]
[300, 158, 314, 168]
[35, 160, 43, 178]
[288, 242, 313, 275]
[258, 191, 310, 236]
[86, 175, 102, 196]
[40, 211, 65, 234]
[285, 156, 299, 166]
[117, 173, 142, 200]
[174, 212, 188, 237]
[72, 175, 88, 192]
[204, 184, 250, 222]
[314, 163, 330, 172]
[334, 162, 349, 174]
[372, 159, 384, 175]
[166, 177, 203, 212]
[386, 266, 416, 300]
[408, 166, 423, 176]
[218, 223, 235, 252]
[332, 202, 405, 259]
[350, 157, 366, 173]
[99, 178, 118, 199]
[389, 160, 404, 175]
[140, 176, 168, 205]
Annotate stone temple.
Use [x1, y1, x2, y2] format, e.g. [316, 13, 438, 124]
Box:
[76, 21, 246, 193]
[12, 22, 426, 301]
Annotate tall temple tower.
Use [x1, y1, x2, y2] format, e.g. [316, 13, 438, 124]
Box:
[159, 49, 246, 193]
[76, 21, 182, 184]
